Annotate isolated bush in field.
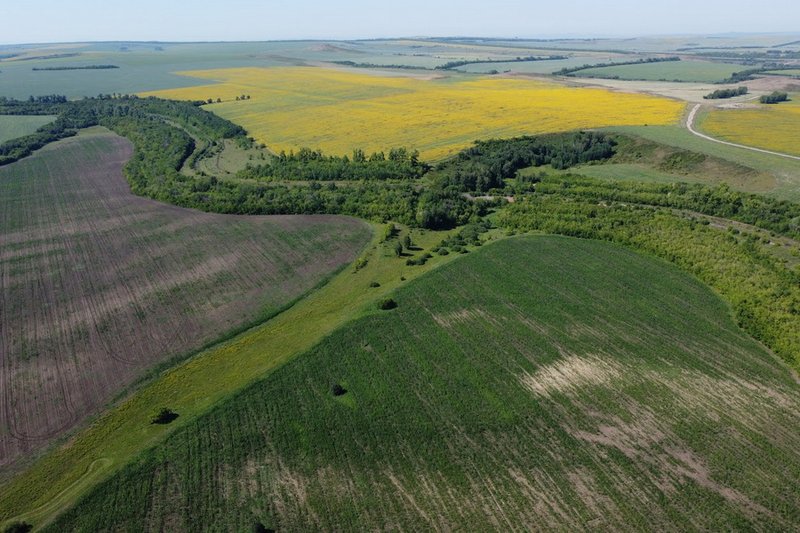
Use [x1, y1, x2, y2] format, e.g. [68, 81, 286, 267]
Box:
[437, 247, 450, 255]
[394, 242, 403, 257]
[151, 407, 179, 425]
[252, 522, 275, 533]
[403, 235, 412, 249]
[378, 298, 398, 310]
[760, 91, 789, 104]
[369, 281, 381, 288]
[331, 383, 347, 396]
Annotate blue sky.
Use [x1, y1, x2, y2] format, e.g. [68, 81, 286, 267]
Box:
[1, 0, 799, 44]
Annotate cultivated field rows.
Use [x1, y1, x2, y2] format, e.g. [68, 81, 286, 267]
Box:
[47, 237, 800, 531]
[0, 130, 371, 469]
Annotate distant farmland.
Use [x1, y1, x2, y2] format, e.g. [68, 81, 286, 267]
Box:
[574, 60, 742, 83]
[142, 66, 683, 159]
[700, 97, 800, 157]
[0, 115, 55, 144]
[46, 236, 800, 531]
[0, 129, 371, 469]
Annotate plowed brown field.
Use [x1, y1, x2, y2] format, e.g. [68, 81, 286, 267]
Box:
[0, 129, 370, 469]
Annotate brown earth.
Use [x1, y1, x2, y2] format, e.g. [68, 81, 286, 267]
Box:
[0, 129, 371, 471]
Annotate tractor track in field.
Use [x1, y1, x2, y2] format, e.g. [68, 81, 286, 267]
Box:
[686, 103, 800, 162]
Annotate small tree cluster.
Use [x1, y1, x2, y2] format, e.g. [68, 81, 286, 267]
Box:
[760, 91, 789, 104]
[704, 87, 748, 100]
[151, 407, 179, 425]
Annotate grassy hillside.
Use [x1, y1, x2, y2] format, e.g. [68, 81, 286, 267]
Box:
[0, 129, 370, 470]
[609, 124, 800, 201]
[45, 236, 800, 531]
[0, 115, 55, 143]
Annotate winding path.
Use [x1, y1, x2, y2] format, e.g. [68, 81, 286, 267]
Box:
[686, 103, 800, 161]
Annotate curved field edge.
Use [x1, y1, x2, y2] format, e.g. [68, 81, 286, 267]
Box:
[0, 129, 372, 470]
[0, 115, 56, 144]
[45, 236, 800, 531]
[606, 124, 800, 201]
[0, 220, 462, 529]
[697, 99, 800, 158]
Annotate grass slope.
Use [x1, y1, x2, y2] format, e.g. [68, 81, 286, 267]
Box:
[0, 129, 371, 471]
[0, 115, 55, 143]
[608, 124, 800, 201]
[46, 236, 800, 531]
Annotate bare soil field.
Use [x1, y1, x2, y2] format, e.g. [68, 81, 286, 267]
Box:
[0, 129, 370, 470]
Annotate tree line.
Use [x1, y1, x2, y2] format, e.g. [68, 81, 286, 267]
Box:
[554, 56, 680, 76]
[704, 87, 748, 99]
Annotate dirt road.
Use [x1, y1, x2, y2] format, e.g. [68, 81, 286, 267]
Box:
[686, 103, 800, 161]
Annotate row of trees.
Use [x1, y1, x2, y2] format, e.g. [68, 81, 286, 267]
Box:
[704, 86, 748, 99]
[435, 55, 566, 70]
[554, 56, 680, 76]
[760, 91, 789, 104]
[431, 132, 616, 193]
[236, 147, 428, 182]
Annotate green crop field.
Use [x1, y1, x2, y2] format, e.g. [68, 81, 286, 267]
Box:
[0, 115, 55, 143]
[42, 236, 800, 531]
[576, 60, 742, 82]
[0, 128, 370, 471]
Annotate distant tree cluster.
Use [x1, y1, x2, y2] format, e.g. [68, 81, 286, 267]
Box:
[32, 65, 119, 71]
[704, 87, 748, 99]
[717, 68, 764, 84]
[760, 91, 789, 104]
[237, 147, 428, 182]
[432, 132, 616, 193]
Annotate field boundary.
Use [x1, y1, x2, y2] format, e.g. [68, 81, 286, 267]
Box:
[686, 103, 800, 161]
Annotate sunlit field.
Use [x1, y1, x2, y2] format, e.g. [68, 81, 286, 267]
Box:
[701, 97, 800, 157]
[143, 67, 684, 159]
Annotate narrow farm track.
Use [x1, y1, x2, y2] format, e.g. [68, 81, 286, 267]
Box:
[686, 103, 800, 161]
[0, 129, 371, 471]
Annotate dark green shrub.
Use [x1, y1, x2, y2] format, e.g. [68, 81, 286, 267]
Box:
[151, 407, 179, 425]
[378, 298, 398, 310]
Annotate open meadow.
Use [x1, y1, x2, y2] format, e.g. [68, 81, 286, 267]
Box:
[0, 128, 370, 470]
[0, 115, 55, 144]
[43, 236, 800, 531]
[142, 66, 684, 159]
[699, 97, 800, 157]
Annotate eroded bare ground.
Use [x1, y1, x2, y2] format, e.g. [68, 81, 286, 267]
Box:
[0, 130, 370, 469]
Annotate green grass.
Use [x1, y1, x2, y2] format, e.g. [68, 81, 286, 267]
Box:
[576, 60, 742, 83]
[607, 124, 800, 201]
[544, 162, 709, 185]
[0, 115, 55, 143]
[0, 213, 462, 529]
[44, 236, 800, 531]
[764, 69, 800, 77]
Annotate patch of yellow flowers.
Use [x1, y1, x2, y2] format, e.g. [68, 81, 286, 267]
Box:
[701, 98, 800, 157]
[144, 67, 684, 159]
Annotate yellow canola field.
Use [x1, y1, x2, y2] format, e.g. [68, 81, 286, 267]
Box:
[701, 98, 800, 157]
[143, 67, 684, 159]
